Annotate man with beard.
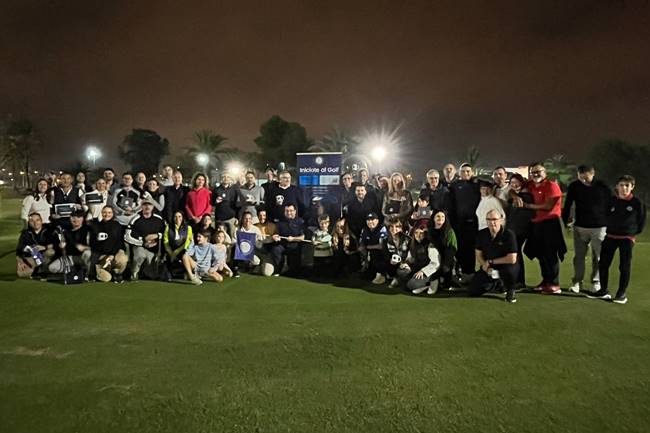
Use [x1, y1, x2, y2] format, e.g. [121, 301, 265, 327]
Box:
[345, 183, 382, 239]
[267, 170, 304, 222]
[513, 162, 566, 294]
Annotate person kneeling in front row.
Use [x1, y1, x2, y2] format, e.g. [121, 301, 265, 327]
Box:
[469, 209, 519, 303]
[182, 230, 228, 284]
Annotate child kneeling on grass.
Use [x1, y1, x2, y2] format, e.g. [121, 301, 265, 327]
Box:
[182, 230, 231, 285]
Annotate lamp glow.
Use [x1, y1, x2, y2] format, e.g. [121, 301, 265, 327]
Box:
[86, 146, 102, 167]
[196, 153, 209, 167]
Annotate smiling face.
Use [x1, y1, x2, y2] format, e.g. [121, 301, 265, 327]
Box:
[366, 218, 378, 230]
[335, 219, 346, 233]
[37, 179, 49, 193]
[509, 177, 522, 193]
[355, 185, 367, 200]
[427, 172, 440, 188]
[530, 164, 546, 183]
[147, 179, 158, 192]
[174, 211, 184, 226]
[29, 213, 43, 231]
[257, 210, 267, 224]
[284, 204, 297, 219]
[136, 172, 146, 185]
[245, 173, 256, 186]
[388, 222, 402, 237]
[101, 206, 114, 221]
[95, 178, 107, 191]
[413, 227, 426, 241]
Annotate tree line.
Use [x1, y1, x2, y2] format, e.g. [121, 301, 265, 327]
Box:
[1, 113, 648, 202]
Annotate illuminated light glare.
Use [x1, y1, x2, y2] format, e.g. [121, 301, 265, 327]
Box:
[0, 180, 5, 185]
[196, 153, 209, 167]
[360, 126, 402, 164]
[226, 161, 243, 176]
[371, 146, 387, 162]
[85, 146, 102, 167]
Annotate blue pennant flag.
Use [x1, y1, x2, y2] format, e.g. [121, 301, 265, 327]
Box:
[234, 230, 256, 261]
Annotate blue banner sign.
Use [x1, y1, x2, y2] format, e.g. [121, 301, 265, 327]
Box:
[296, 152, 343, 223]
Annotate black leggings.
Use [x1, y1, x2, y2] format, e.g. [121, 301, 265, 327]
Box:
[598, 237, 634, 296]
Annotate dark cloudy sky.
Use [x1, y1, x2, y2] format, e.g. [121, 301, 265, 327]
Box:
[2, 0, 649, 173]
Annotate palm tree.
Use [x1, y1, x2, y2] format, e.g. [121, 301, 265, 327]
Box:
[187, 130, 227, 161]
[309, 127, 359, 154]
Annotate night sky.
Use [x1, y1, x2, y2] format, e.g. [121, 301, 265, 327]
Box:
[2, 0, 649, 174]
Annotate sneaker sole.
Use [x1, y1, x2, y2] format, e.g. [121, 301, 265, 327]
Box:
[613, 298, 627, 304]
[586, 294, 612, 300]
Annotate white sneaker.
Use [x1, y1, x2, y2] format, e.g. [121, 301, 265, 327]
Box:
[388, 278, 399, 289]
[591, 282, 601, 292]
[190, 275, 203, 285]
[568, 282, 581, 294]
[372, 273, 386, 285]
[427, 279, 439, 295]
[412, 285, 428, 295]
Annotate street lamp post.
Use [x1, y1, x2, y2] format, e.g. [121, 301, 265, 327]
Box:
[86, 146, 102, 168]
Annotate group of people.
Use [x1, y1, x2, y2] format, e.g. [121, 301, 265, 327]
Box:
[16, 160, 645, 304]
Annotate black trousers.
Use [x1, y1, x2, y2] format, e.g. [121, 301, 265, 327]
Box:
[455, 219, 478, 274]
[468, 264, 519, 297]
[270, 242, 302, 274]
[598, 237, 634, 296]
[364, 249, 385, 279]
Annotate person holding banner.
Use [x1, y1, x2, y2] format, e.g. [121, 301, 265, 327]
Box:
[83, 178, 109, 221]
[234, 211, 265, 273]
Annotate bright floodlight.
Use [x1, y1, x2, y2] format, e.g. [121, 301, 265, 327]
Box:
[227, 161, 243, 176]
[196, 153, 209, 167]
[361, 127, 401, 163]
[86, 146, 102, 167]
[371, 146, 387, 162]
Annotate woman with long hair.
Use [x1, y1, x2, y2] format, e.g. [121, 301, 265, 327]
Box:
[429, 210, 458, 289]
[382, 172, 413, 226]
[506, 173, 534, 288]
[405, 226, 441, 295]
[20, 178, 51, 227]
[331, 217, 360, 274]
[381, 218, 412, 289]
[185, 173, 212, 227]
[163, 211, 194, 281]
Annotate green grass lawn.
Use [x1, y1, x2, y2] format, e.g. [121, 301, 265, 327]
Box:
[1, 193, 649, 433]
